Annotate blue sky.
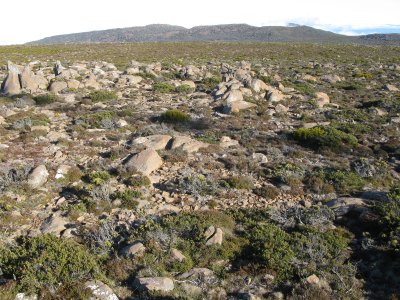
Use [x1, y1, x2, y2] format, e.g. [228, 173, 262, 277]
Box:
[0, 0, 399, 45]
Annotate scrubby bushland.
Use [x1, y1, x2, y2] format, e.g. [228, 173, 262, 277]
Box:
[0, 234, 102, 296]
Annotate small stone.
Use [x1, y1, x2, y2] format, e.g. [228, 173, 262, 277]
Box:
[314, 92, 330, 108]
[306, 274, 320, 285]
[171, 248, 186, 262]
[27, 165, 49, 189]
[121, 242, 146, 257]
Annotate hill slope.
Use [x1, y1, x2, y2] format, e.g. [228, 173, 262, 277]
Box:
[28, 24, 400, 45]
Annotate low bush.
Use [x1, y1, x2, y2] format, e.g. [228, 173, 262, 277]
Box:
[176, 84, 194, 94]
[226, 176, 254, 190]
[293, 126, 358, 151]
[111, 189, 141, 209]
[160, 109, 190, 123]
[33, 93, 58, 105]
[200, 76, 222, 91]
[86, 171, 111, 185]
[153, 82, 175, 93]
[88, 90, 117, 102]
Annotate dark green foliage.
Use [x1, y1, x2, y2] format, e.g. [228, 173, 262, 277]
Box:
[160, 109, 190, 123]
[0, 234, 101, 294]
[33, 93, 58, 105]
[293, 126, 358, 151]
[245, 223, 295, 280]
[88, 90, 117, 102]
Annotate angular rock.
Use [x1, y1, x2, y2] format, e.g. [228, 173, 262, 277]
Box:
[170, 136, 208, 153]
[178, 268, 214, 280]
[125, 149, 163, 175]
[266, 90, 284, 102]
[314, 92, 330, 108]
[171, 248, 186, 262]
[20, 65, 38, 93]
[85, 281, 118, 300]
[252, 153, 268, 164]
[136, 277, 174, 292]
[219, 136, 239, 148]
[27, 165, 49, 189]
[121, 242, 146, 257]
[54, 61, 65, 76]
[385, 84, 399, 92]
[181, 80, 196, 89]
[83, 74, 100, 90]
[204, 226, 223, 245]
[40, 212, 68, 235]
[49, 81, 67, 94]
[132, 135, 172, 150]
[223, 89, 243, 104]
[224, 100, 256, 114]
[249, 79, 269, 92]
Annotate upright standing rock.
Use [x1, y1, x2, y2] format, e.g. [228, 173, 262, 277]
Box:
[54, 61, 65, 76]
[20, 65, 37, 93]
[1, 62, 21, 95]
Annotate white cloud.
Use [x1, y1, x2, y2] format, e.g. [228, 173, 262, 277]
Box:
[1, 0, 399, 44]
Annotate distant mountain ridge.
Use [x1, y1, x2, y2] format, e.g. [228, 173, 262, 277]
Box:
[28, 24, 400, 45]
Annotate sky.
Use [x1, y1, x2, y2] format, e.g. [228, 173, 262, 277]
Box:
[1, 0, 399, 45]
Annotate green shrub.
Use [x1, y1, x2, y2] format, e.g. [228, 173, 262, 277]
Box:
[293, 126, 358, 151]
[87, 171, 111, 185]
[0, 234, 101, 294]
[246, 223, 295, 280]
[374, 186, 400, 250]
[353, 72, 374, 80]
[200, 76, 222, 90]
[111, 189, 141, 209]
[126, 174, 151, 188]
[176, 84, 194, 94]
[161, 109, 190, 123]
[325, 170, 365, 194]
[226, 176, 254, 190]
[294, 82, 315, 95]
[88, 90, 117, 102]
[153, 82, 175, 93]
[78, 111, 116, 128]
[254, 185, 280, 199]
[33, 93, 58, 105]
